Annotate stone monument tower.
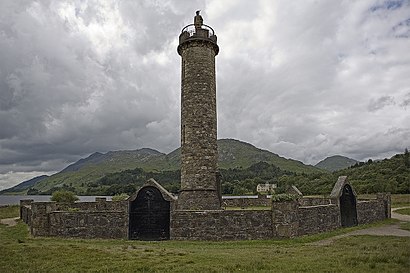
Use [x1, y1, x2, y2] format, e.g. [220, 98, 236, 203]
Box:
[177, 11, 220, 210]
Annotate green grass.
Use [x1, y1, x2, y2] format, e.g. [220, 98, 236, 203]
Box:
[0, 222, 408, 272]
[391, 194, 410, 208]
[395, 208, 410, 215]
[400, 222, 410, 231]
[392, 204, 410, 208]
[359, 194, 410, 208]
[0, 205, 19, 219]
[224, 206, 270, 210]
[0, 205, 408, 272]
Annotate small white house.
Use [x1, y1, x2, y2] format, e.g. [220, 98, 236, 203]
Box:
[256, 183, 277, 193]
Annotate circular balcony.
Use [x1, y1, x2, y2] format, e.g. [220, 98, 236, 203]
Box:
[178, 24, 218, 55]
[181, 24, 215, 37]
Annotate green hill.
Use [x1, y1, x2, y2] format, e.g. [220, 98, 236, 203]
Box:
[337, 153, 410, 194]
[4, 139, 322, 195]
[0, 175, 49, 195]
[217, 139, 321, 173]
[86, 161, 294, 196]
[278, 152, 410, 195]
[29, 148, 173, 195]
[315, 155, 358, 172]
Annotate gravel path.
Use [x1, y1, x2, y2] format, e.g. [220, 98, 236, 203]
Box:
[311, 207, 410, 246]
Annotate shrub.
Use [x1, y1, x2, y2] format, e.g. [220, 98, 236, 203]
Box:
[112, 193, 130, 201]
[50, 190, 79, 203]
[271, 193, 299, 202]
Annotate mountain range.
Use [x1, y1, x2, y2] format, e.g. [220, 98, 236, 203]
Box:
[3, 140, 408, 196]
[2, 139, 325, 195]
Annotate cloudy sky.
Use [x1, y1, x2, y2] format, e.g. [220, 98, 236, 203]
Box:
[0, 0, 409, 190]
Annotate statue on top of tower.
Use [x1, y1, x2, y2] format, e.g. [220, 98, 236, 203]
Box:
[194, 10, 203, 30]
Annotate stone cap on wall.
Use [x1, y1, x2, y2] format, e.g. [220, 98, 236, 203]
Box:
[330, 176, 357, 199]
[128, 178, 177, 203]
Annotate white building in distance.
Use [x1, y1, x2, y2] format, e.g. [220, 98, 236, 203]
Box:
[256, 183, 277, 193]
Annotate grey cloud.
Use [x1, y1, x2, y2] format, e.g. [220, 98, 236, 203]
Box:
[400, 92, 410, 108]
[368, 96, 396, 112]
[0, 0, 194, 177]
[1, 0, 410, 187]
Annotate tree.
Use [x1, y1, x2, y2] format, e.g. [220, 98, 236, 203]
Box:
[112, 193, 130, 201]
[367, 159, 373, 164]
[27, 188, 40, 195]
[404, 148, 410, 168]
[51, 190, 79, 203]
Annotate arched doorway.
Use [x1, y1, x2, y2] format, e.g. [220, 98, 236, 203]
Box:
[340, 184, 358, 227]
[129, 186, 170, 240]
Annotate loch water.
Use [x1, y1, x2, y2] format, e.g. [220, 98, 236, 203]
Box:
[0, 195, 112, 206]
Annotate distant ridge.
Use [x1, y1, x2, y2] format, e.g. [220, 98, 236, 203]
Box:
[1, 139, 323, 195]
[0, 175, 49, 194]
[61, 152, 107, 173]
[315, 155, 358, 172]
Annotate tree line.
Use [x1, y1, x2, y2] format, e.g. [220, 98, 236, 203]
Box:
[29, 150, 409, 196]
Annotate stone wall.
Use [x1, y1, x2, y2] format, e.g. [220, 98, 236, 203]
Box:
[55, 199, 127, 212]
[357, 199, 386, 225]
[21, 205, 32, 226]
[272, 201, 299, 238]
[298, 197, 333, 207]
[24, 200, 128, 238]
[20, 199, 33, 225]
[298, 205, 340, 235]
[49, 211, 128, 239]
[222, 196, 271, 208]
[30, 202, 57, 236]
[18, 191, 391, 240]
[272, 201, 340, 237]
[171, 210, 272, 240]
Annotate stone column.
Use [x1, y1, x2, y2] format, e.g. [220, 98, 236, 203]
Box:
[20, 199, 33, 220]
[177, 14, 220, 210]
[272, 200, 299, 238]
[377, 193, 391, 218]
[31, 202, 57, 237]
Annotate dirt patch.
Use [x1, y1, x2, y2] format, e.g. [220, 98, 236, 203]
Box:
[392, 207, 410, 222]
[0, 217, 19, 227]
[311, 207, 410, 246]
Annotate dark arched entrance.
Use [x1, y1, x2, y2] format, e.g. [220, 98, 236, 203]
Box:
[129, 186, 170, 240]
[340, 184, 358, 227]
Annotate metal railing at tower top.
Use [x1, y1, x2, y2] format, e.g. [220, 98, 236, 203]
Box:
[181, 24, 215, 38]
[178, 23, 219, 55]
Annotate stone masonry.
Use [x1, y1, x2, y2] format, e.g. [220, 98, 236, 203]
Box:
[20, 177, 391, 240]
[177, 13, 221, 210]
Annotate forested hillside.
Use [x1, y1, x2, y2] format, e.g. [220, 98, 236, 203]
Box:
[80, 161, 293, 196]
[4, 142, 407, 197]
[278, 151, 410, 195]
[57, 151, 409, 196]
[2, 139, 321, 195]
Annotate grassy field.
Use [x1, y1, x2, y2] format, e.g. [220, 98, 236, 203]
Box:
[401, 222, 410, 231]
[395, 208, 410, 215]
[390, 194, 410, 208]
[1, 207, 409, 272]
[358, 194, 410, 208]
[0, 205, 19, 219]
